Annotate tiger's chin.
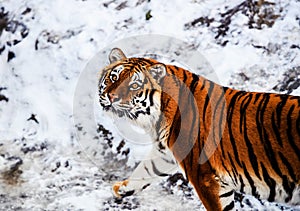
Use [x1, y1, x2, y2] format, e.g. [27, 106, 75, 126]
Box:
[102, 106, 161, 140]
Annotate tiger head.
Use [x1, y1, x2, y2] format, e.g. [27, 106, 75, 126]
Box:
[98, 48, 166, 130]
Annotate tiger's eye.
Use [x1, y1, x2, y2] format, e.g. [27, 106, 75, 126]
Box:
[130, 83, 140, 90]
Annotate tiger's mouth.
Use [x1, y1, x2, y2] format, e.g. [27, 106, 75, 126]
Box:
[111, 104, 139, 119]
[99, 94, 137, 119]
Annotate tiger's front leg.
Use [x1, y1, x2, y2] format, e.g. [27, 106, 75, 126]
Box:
[190, 171, 236, 211]
[112, 143, 177, 198]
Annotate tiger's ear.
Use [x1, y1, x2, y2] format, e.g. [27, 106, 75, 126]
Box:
[109, 48, 127, 63]
[149, 63, 166, 82]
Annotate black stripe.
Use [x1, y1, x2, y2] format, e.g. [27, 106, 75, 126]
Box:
[219, 135, 226, 158]
[261, 162, 276, 202]
[223, 201, 234, 211]
[148, 89, 155, 106]
[165, 74, 184, 147]
[167, 106, 181, 148]
[253, 93, 261, 104]
[289, 96, 298, 100]
[221, 159, 237, 186]
[168, 66, 175, 76]
[287, 105, 300, 160]
[227, 91, 245, 167]
[242, 162, 259, 198]
[276, 95, 288, 127]
[135, 58, 152, 66]
[166, 66, 181, 87]
[282, 175, 295, 203]
[219, 107, 226, 157]
[121, 190, 135, 197]
[128, 65, 135, 74]
[227, 89, 234, 95]
[255, 95, 267, 143]
[182, 69, 188, 83]
[220, 190, 234, 198]
[202, 80, 215, 130]
[142, 184, 150, 190]
[200, 78, 206, 90]
[271, 111, 283, 147]
[239, 175, 245, 193]
[144, 165, 151, 176]
[227, 153, 239, 184]
[189, 73, 199, 94]
[141, 89, 149, 107]
[187, 90, 199, 169]
[151, 160, 169, 177]
[256, 94, 283, 178]
[213, 88, 227, 151]
[278, 151, 296, 181]
[239, 93, 261, 180]
[239, 93, 252, 133]
[218, 88, 228, 158]
[222, 86, 229, 93]
[243, 111, 261, 180]
[167, 74, 187, 147]
[161, 157, 175, 165]
[220, 180, 229, 187]
[236, 91, 247, 101]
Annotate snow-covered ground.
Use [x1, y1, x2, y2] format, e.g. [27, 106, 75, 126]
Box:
[0, 0, 300, 210]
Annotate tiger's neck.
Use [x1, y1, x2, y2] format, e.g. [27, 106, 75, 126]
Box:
[157, 65, 225, 157]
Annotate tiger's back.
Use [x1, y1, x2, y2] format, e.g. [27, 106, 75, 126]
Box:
[98, 48, 300, 211]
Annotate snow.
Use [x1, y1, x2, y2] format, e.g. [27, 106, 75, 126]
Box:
[0, 0, 300, 210]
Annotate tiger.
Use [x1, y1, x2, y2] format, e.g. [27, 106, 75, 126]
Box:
[98, 48, 300, 211]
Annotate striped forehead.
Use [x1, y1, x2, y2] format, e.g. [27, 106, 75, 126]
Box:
[109, 62, 146, 78]
[130, 71, 144, 85]
[110, 65, 125, 76]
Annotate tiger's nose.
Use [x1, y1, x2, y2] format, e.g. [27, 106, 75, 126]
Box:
[108, 93, 120, 103]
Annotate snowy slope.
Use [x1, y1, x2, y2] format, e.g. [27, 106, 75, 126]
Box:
[0, 0, 300, 210]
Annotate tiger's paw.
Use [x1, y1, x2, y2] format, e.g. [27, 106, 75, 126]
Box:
[112, 180, 135, 198]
